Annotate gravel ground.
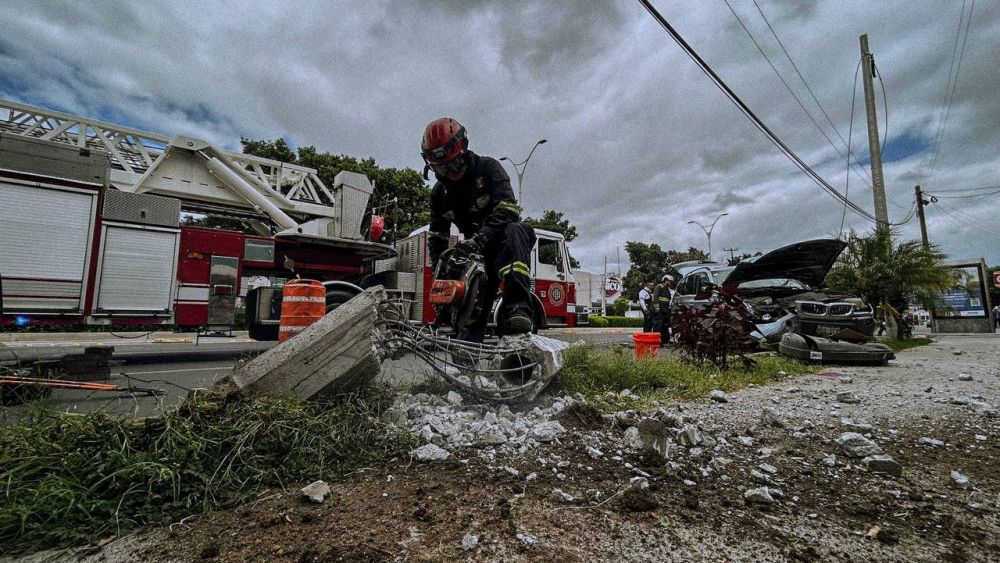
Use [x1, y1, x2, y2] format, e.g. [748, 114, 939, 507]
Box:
[7, 333, 999, 562]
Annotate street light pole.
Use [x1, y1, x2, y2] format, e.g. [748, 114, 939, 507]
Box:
[500, 139, 547, 205]
[688, 213, 729, 260]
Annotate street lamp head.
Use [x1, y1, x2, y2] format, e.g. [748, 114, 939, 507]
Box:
[720, 212, 729, 217]
[538, 139, 548, 145]
[687, 220, 696, 224]
[499, 156, 509, 161]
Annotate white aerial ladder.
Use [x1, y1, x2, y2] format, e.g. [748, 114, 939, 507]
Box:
[0, 98, 389, 256]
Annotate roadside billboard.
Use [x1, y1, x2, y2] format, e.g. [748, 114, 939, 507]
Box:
[933, 263, 989, 318]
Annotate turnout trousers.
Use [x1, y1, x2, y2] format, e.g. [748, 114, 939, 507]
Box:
[457, 222, 536, 343]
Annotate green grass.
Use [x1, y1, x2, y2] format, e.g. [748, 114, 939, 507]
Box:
[559, 345, 820, 409]
[883, 337, 933, 352]
[0, 388, 414, 554]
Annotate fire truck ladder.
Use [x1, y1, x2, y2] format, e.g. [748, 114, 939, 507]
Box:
[0, 99, 387, 255]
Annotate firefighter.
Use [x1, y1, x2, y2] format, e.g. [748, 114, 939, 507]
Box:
[652, 274, 675, 346]
[639, 280, 655, 332]
[422, 117, 536, 342]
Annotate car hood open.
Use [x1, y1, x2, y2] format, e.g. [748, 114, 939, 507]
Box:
[726, 239, 847, 288]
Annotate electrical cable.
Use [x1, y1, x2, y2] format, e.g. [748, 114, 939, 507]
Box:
[840, 59, 862, 237]
[928, 0, 976, 175]
[751, 0, 873, 186]
[725, 0, 874, 190]
[876, 63, 888, 157]
[638, 0, 881, 224]
[923, 184, 1000, 194]
[928, 189, 1000, 200]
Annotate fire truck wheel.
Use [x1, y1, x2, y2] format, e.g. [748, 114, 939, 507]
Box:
[325, 288, 358, 313]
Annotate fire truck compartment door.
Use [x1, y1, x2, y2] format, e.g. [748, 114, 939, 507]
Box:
[95, 224, 180, 313]
[0, 181, 98, 312]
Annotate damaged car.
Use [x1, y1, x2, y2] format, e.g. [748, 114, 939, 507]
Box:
[670, 239, 876, 347]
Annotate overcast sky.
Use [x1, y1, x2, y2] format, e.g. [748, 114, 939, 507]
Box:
[2, 0, 997, 272]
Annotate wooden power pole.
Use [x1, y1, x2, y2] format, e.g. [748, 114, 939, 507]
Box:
[915, 185, 930, 248]
[860, 34, 889, 232]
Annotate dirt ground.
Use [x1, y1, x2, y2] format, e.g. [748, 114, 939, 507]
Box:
[14, 334, 1000, 562]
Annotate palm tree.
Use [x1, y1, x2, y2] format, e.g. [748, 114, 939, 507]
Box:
[826, 228, 952, 337]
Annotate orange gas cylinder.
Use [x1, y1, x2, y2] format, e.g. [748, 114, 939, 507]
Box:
[279, 279, 326, 342]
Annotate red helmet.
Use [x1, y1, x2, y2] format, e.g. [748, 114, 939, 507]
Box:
[421, 117, 467, 165]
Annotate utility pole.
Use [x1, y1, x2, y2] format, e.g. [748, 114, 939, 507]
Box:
[601, 255, 608, 316]
[724, 247, 738, 262]
[915, 185, 930, 248]
[860, 34, 889, 232]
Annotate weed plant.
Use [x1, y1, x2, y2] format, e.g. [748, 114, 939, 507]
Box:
[559, 346, 819, 408]
[0, 387, 414, 554]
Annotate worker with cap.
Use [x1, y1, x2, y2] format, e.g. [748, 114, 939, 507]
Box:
[421, 117, 536, 342]
[652, 274, 675, 345]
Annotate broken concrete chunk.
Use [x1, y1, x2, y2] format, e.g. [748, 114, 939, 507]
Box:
[586, 446, 604, 459]
[840, 417, 873, 433]
[969, 400, 995, 416]
[412, 443, 450, 461]
[744, 487, 776, 504]
[758, 463, 778, 475]
[709, 390, 728, 403]
[301, 480, 331, 504]
[551, 488, 575, 503]
[629, 476, 650, 490]
[837, 432, 882, 458]
[737, 436, 754, 447]
[229, 287, 385, 400]
[516, 532, 538, 545]
[862, 454, 902, 477]
[751, 469, 776, 485]
[676, 425, 703, 447]
[836, 391, 861, 404]
[624, 426, 643, 449]
[461, 533, 480, 551]
[951, 470, 971, 489]
[957, 374, 973, 381]
[531, 421, 566, 442]
[760, 407, 786, 428]
[919, 437, 946, 448]
[446, 391, 463, 406]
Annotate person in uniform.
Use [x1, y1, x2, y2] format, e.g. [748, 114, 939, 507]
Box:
[422, 117, 536, 342]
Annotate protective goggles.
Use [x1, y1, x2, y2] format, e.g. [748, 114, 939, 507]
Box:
[421, 126, 466, 163]
[430, 157, 467, 178]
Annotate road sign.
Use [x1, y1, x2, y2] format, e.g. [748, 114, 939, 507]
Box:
[993, 271, 1000, 288]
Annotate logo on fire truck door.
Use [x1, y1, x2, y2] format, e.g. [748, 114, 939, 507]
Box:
[548, 283, 564, 306]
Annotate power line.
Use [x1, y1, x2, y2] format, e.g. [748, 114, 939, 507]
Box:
[638, 0, 879, 223]
[724, 0, 874, 190]
[750, 0, 873, 186]
[928, 189, 1000, 200]
[928, 0, 976, 175]
[840, 59, 862, 236]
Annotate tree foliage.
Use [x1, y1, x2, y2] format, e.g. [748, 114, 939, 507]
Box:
[524, 210, 580, 268]
[622, 242, 709, 300]
[241, 138, 430, 238]
[825, 228, 952, 314]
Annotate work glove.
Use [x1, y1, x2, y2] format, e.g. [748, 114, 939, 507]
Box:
[454, 237, 483, 257]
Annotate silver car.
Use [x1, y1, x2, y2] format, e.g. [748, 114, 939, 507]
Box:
[670, 239, 875, 346]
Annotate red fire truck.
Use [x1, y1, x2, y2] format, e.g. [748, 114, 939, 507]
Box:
[0, 99, 582, 338]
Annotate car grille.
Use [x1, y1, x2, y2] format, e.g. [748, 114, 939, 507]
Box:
[796, 301, 855, 317]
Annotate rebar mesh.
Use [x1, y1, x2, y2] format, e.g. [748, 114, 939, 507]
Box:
[372, 299, 550, 402]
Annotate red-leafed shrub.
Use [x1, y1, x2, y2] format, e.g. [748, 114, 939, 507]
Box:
[672, 283, 755, 369]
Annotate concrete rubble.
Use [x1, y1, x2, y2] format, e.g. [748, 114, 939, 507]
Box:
[837, 432, 883, 457]
[300, 480, 331, 504]
[862, 454, 902, 477]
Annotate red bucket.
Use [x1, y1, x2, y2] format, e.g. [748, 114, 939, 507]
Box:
[633, 332, 661, 359]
